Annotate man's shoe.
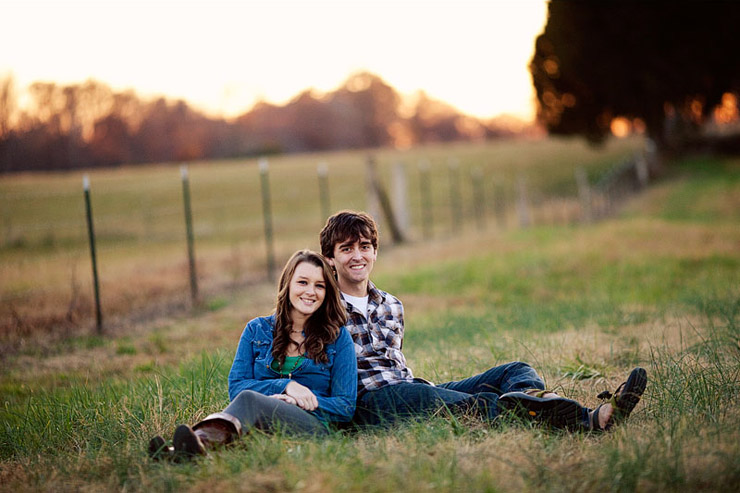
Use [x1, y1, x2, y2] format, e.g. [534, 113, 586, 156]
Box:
[498, 391, 585, 429]
[586, 367, 648, 431]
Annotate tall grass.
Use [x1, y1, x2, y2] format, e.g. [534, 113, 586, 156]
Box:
[1, 149, 738, 492]
[2, 305, 737, 492]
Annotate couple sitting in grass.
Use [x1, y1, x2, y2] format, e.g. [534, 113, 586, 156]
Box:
[150, 210, 647, 460]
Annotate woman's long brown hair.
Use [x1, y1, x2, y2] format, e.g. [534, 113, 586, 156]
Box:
[272, 250, 347, 364]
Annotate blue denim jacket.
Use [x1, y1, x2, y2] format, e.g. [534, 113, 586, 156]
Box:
[228, 315, 357, 423]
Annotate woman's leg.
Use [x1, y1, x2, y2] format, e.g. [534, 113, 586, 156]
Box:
[174, 390, 327, 458]
[222, 389, 328, 436]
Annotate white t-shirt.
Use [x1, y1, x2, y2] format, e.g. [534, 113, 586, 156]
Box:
[342, 292, 369, 317]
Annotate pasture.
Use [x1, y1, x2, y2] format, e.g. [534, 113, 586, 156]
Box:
[1, 138, 739, 492]
[1, 137, 639, 346]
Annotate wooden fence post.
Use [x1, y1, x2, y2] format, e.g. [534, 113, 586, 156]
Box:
[635, 153, 649, 188]
[392, 161, 409, 233]
[259, 158, 276, 281]
[366, 155, 404, 244]
[517, 174, 531, 228]
[419, 159, 433, 239]
[575, 167, 593, 224]
[83, 175, 102, 333]
[180, 165, 199, 304]
[317, 161, 330, 223]
[494, 181, 507, 230]
[365, 155, 382, 228]
[448, 158, 462, 233]
[471, 167, 486, 231]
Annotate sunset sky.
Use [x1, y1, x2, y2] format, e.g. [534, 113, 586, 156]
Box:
[1, 0, 548, 121]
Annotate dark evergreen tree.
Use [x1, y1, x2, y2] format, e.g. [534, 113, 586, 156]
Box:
[530, 0, 740, 150]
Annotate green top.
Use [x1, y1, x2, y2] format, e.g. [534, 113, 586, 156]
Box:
[271, 355, 306, 376]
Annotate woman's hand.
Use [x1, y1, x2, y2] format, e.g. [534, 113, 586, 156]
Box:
[269, 394, 298, 406]
[284, 381, 319, 411]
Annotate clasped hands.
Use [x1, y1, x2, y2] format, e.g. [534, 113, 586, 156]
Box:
[269, 381, 318, 411]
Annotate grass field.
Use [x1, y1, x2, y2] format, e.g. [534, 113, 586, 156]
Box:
[1, 140, 739, 492]
[1, 136, 640, 346]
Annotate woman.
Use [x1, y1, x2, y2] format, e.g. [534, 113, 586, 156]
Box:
[149, 250, 356, 460]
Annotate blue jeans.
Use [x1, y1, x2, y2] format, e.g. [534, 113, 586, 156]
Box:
[353, 361, 545, 426]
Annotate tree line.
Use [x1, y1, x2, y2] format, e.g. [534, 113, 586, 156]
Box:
[0, 72, 524, 173]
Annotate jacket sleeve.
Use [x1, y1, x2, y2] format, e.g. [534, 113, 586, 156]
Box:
[228, 319, 291, 401]
[313, 327, 358, 422]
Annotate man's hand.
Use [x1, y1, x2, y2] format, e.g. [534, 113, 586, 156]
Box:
[284, 381, 319, 411]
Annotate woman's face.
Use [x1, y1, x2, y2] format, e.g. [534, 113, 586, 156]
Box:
[289, 261, 326, 321]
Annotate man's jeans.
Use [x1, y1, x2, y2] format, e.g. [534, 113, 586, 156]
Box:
[353, 361, 545, 426]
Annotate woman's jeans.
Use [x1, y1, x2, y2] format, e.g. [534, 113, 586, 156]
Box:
[353, 361, 545, 426]
[197, 389, 328, 436]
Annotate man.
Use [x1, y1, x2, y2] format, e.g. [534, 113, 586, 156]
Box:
[319, 210, 646, 430]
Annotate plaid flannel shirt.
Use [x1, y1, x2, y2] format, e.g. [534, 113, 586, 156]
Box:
[343, 281, 432, 396]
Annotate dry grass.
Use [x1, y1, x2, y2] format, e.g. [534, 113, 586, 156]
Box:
[2, 143, 738, 492]
[1, 137, 641, 347]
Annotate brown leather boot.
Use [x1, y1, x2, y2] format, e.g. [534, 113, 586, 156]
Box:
[148, 435, 174, 461]
[173, 412, 242, 460]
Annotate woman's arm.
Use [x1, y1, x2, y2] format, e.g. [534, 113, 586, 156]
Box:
[228, 319, 291, 401]
[314, 327, 358, 422]
[284, 380, 319, 410]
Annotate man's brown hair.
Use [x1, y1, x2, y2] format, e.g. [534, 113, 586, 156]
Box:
[319, 210, 378, 258]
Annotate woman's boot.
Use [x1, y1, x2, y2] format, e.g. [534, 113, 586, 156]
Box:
[148, 435, 174, 461]
[173, 412, 242, 460]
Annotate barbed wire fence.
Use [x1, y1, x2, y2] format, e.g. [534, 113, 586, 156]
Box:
[0, 142, 658, 344]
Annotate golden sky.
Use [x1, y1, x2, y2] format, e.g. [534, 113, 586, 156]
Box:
[1, 0, 548, 121]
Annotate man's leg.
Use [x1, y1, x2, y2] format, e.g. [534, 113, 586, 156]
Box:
[437, 361, 545, 395]
[435, 362, 589, 430]
[354, 382, 500, 427]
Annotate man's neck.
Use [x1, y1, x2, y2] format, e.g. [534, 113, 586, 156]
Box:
[339, 279, 369, 298]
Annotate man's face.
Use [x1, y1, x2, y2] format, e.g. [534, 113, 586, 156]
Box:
[328, 236, 377, 289]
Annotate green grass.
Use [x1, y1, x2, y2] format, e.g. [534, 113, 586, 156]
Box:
[0, 137, 641, 336]
[658, 157, 740, 223]
[381, 229, 738, 358]
[1, 145, 739, 492]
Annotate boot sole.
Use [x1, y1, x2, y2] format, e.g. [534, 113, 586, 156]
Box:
[173, 424, 206, 459]
[499, 393, 584, 429]
[613, 367, 648, 424]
